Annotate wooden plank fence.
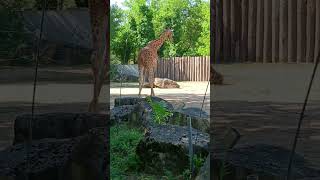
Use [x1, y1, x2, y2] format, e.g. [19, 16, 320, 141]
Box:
[156, 56, 210, 81]
[213, 0, 320, 63]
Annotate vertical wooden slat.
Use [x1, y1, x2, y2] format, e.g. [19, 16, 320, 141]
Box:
[171, 57, 175, 80]
[215, 0, 223, 63]
[248, 0, 257, 62]
[256, 0, 264, 62]
[230, 0, 236, 61]
[235, 0, 241, 62]
[223, 0, 231, 63]
[263, 0, 272, 63]
[306, 0, 316, 63]
[272, 0, 280, 63]
[314, 0, 320, 63]
[207, 56, 210, 80]
[297, 0, 307, 63]
[279, 0, 288, 63]
[241, 0, 248, 62]
[288, 0, 297, 63]
[196, 57, 199, 81]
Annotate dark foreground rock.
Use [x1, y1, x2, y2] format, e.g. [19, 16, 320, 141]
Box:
[136, 124, 209, 175]
[13, 113, 108, 145]
[211, 144, 320, 180]
[143, 78, 180, 88]
[0, 128, 107, 180]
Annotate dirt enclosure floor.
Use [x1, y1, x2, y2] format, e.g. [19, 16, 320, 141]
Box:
[213, 63, 320, 168]
[0, 66, 210, 150]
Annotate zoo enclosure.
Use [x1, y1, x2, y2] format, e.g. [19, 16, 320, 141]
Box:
[213, 0, 320, 63]
[156, 56, 210, 81]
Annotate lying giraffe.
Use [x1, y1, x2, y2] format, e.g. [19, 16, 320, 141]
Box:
[137, 29, 173, 97]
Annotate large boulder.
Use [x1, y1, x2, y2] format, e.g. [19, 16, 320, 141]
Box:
[143, 78, 180, 88]
[169, 107, 209, 132]
[13, 113, 108, 145]
[0, 128, 107, 180]
[211, 144, 320, 180]
[112, 65, 139, 82]
[136, 124, 209, 175]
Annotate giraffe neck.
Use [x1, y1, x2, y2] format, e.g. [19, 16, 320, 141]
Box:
[148, 33, 167, 50]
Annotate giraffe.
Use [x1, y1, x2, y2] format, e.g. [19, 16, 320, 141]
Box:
[138, 29, 173, 97]
[87, 0, 108, 112]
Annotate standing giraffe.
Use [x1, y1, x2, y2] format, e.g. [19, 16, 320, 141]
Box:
[138, 29, 173, 97]
[87, 0, 108, 112]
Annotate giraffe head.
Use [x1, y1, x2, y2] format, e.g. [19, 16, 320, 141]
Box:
[163, 29, 173, 42]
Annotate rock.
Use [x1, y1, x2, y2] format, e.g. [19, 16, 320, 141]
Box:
[0, 128, 108, 180]
[114, 97, 143, 107]
[13, 113, 108, 145]
[114, 96, 174, 111]
[110, 105, 140, 124]
[136, 124, 209, 175]
[113, 65, 139, 82]
[211, 66, 223, 85]
[195, 155, 210, 180]
[212, 144, 320, 180]
[169, 108, 209, 132]
[143, 78, 180, 88]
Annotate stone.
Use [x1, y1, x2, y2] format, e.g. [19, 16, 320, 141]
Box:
[211, 66, 223, 85]
[169, 108, 209, 132]
[113, 64, 139, 82]
[211, 144, 320, 180]
[0, 128, 108, 180]
[143, 78, 180, 88]
[110, 105, 140, 125]
[13, 113, 108, 145]
[114, 97, 143, 107]
[136, 124, 209, 175]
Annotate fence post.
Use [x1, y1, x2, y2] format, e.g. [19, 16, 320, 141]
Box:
[288, 0, 297, 63]
[279, 0, 288, 63]
[272, 0, 280, 63]
[263, 0, 272, 63]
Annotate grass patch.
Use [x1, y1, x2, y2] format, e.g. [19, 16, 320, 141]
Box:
[110, 123, 200, 179]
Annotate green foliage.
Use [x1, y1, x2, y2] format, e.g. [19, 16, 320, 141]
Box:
[218, 160, 232, 180]
[193, 154, 206, 173]
[110, 0, 209, 65]
[145, 96, 173, 125]
[110, 124, 144, 179]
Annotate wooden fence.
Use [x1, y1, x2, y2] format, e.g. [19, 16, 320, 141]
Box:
[156, 56, 210, 81]
[213, 0, 320, 63]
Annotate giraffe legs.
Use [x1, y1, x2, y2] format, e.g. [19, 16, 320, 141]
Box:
[138, 66, 144, 97]
[148, 68, 155, 96]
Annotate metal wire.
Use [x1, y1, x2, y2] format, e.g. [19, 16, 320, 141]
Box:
[26, 0, 47, 179]
[286, 50, 320, 180]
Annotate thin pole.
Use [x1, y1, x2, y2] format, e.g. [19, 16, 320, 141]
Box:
[286, 50, 320, 180]
[27, 0, 47, 178]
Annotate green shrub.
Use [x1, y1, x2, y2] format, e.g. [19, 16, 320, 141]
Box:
[145, 96, 173, 125]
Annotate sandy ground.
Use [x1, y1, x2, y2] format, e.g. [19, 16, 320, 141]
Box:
[0, 66, 209, 150]
[211, 63, 320, 168]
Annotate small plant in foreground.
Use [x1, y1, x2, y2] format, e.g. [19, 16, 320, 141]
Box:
[145, 96, 173, 124]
